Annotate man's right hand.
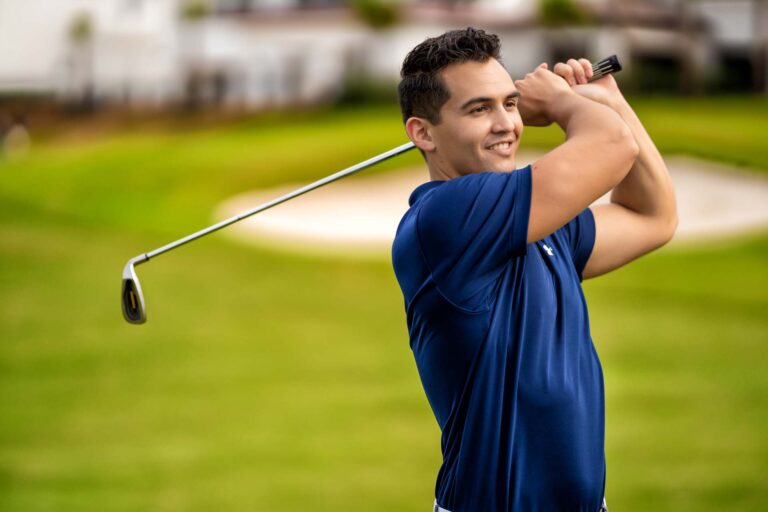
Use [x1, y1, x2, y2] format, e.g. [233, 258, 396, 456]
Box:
[520, 62, 639, 245]
[553, 58, 625, 110]
[514, 63, 574, 127]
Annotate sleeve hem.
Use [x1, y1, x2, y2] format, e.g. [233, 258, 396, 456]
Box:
[576, 207, 597, 281]
[510, 165, 532, 257]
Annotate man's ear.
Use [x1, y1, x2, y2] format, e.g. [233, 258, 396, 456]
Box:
[405, 117, 436, 152]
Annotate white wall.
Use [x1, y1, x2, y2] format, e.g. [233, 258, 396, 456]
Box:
[0, 0, 94, 91]
[0, 0, 183, 101]
[92, 0, 182, 104]
[693, 0, 755, 47]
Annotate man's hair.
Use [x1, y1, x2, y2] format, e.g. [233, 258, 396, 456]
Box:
[398, 27, 502, 125]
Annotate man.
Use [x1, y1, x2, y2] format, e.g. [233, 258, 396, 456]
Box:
[391, 28, 677, 512]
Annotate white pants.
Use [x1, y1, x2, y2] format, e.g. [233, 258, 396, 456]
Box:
[432, 500, 450, 512]
[433, 497, 608, 511]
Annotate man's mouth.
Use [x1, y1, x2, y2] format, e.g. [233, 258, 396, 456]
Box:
[487, 141, 514, 154]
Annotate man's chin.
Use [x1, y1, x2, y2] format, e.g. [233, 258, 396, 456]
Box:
[486, 157, 517, 172]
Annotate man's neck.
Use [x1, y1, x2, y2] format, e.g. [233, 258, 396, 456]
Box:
[427, 162, 517, 182]
[427, 156, 458, 182]
[428, 166, 454, 182]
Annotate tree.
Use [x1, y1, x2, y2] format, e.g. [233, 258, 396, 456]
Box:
[539, 0, 590, 27]
[350, 0, 399, 30]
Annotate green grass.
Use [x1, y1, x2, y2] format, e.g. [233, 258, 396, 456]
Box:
[1, 99, 767, 511]
[586, 235, 768, 511]
[1, 96, 767, 239]
[521, 94, 768, 172]
[628, 95, 768, 171]
[0, 209, 437, 512]
[0, 105, 425, 237]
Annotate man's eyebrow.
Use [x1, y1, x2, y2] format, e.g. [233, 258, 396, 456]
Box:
[460, 91, 520, 110]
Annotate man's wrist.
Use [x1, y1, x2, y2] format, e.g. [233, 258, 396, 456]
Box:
[548, 92, 596, 127]
[607, 94, 631, 115]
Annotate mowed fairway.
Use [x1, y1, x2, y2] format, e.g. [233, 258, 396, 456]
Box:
[1, 100, 767, 512]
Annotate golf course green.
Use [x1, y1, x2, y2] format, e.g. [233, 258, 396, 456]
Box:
[1, 98, 767, 511]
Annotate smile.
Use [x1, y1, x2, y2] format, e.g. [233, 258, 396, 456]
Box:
[487, 141, 514, 155]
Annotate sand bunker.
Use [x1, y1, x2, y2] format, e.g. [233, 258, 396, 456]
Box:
[215, 152, 768, 258]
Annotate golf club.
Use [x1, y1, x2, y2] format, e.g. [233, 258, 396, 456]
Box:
[122, 55, 622, 324]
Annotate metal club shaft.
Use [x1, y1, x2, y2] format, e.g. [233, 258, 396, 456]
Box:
[134, 54, 621, 267]
[122, 141, 416, 324]
[123, 55, 623, 324]
[150, 141, 415, 262]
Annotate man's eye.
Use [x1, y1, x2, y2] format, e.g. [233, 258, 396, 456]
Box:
[506, 101, 518, 108]
[471, 106, 489, 114]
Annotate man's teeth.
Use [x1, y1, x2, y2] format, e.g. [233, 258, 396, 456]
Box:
[489, 142, 511, 150]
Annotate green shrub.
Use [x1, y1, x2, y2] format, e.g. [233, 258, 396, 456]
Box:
[540, 0, 591, 26]
[350, 0, 400, 29]
[336, 75, 399, 106]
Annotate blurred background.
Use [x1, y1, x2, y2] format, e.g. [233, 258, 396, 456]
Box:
[1, 1, 767, 511]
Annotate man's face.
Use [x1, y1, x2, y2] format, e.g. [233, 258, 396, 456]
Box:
[427, 58, 523, 177]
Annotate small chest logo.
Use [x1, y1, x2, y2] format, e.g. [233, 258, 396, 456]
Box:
[542, 244, 554, 256]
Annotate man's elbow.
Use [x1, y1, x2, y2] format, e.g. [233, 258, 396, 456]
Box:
[607, 125, 639, 182]
[662, 211, 679, 245]
[653, 210, 678, 248]
[618, 126, 640, 170]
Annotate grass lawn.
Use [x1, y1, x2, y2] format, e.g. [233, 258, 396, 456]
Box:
[1, 99, 767, 511]
[525, 94, 768, 173]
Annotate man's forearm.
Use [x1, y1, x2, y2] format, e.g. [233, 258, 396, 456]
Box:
[552, 92, 631, 143]
[608, 97, 678, 234]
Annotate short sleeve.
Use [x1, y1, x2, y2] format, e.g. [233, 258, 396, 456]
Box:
[416, 167, 532, 310]
[561, 207, 596, 280]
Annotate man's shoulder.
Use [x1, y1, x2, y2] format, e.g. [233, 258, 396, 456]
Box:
[412, 171, 520, 216]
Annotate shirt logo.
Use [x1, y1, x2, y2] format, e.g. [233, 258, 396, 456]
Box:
[542, 244, 554, 256]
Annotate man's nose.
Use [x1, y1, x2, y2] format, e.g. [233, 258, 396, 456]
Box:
[491, 107, 515, 132]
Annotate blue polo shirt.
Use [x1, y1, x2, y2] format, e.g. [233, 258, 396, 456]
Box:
[391, 166, 604, 512]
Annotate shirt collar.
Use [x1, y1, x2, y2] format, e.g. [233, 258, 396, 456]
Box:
[409, 180, 445, 206]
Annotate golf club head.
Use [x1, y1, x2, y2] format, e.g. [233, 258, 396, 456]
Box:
[122, 256, 148, 324]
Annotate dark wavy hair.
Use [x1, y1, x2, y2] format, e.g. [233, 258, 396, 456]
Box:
[398, 27, 502, 125]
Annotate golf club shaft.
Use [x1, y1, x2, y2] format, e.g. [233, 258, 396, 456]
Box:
[122, 55, 622, 324]
[132, 141, 416, 266]
[131, 56, 621, 267]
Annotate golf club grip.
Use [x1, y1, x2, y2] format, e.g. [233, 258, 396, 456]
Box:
[588, 55, 621, 82]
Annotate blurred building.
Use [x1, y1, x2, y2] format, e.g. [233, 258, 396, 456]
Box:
[0, 0, 765, 111]
[689, 0, 768, 92]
